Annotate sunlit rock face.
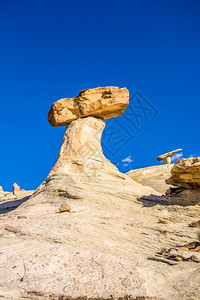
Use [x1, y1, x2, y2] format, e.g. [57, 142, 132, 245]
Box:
[166, 157, 200, 189]
[127, 164, 173, 194]
[48, 86, 129, 126]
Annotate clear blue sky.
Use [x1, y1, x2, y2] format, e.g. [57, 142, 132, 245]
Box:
[0, 0, 200, 191]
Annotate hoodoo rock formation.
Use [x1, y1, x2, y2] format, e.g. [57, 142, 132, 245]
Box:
[157, 149, 183, 165]
[1, 87, 200, 300]
[33, 87, 155, 201]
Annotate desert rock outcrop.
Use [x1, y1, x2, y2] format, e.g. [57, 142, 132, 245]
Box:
[163, 157, 200, 205]
[166, 157, 200, 189]
[13, 183, 20, 193]
[48, 86, 129, 127]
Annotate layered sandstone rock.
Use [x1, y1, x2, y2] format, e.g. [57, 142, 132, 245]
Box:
[166, 157, 200, 189]
[158, 157, 200, 205]
[48, 86, 129, 126]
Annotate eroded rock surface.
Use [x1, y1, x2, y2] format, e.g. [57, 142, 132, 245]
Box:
[166, 157, 200, 189]
[162, 157, 200, 205]
[48, 86, 129, 126]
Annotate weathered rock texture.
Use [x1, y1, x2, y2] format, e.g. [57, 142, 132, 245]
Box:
[0, 186, 3, 191]
[160, 157, 200, 205]
[126, 164, 173, 194]
[48, 86, 129, 126]
[166, 157, 200, 189]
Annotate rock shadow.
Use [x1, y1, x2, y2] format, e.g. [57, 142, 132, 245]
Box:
[138, 193, 200, 207]
[0, 196, 30, 214]
[138, 194, 170, 207]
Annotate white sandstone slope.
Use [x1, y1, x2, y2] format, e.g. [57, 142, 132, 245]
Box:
[0, 176, 200, 300]
[126, 164, 173, 194]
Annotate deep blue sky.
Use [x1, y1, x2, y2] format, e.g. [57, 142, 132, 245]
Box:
[0, 0, 200, 191]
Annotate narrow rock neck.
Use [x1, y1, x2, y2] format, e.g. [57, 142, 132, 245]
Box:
[50, 116, 108, 174]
